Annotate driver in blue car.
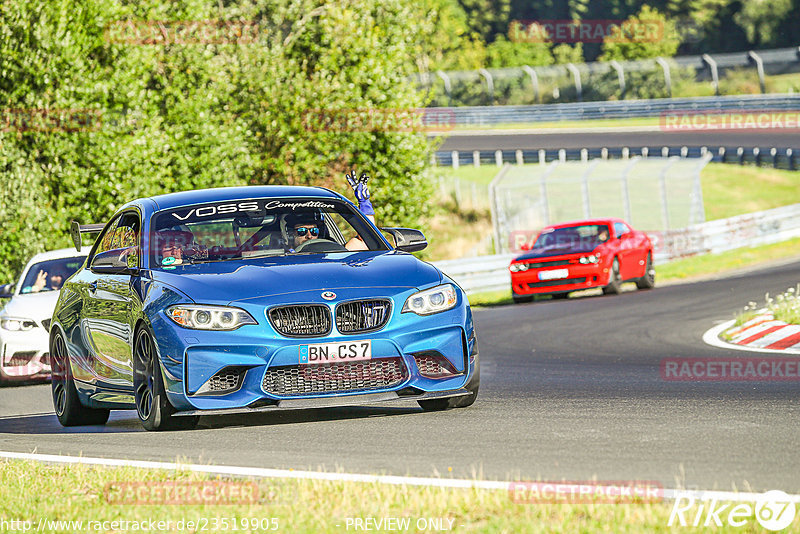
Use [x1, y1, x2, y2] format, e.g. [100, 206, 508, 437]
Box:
[287, 170, 376, 252]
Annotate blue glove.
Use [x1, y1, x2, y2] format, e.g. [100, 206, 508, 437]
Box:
[345, 170, 374, 216]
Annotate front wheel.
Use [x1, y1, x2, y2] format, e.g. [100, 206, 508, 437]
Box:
[418, 356, 480, 411]
[602, 258, 622, 295]
[133, 328, 198, 431]
[635, 253, 656, 289]
[51, 332, 110, 426]
[512, 292, 534, 304]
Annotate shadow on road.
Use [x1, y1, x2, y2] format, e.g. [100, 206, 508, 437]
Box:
[0, 405, 423, 434]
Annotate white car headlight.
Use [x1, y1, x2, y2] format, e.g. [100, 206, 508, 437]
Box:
[0, 317, 36, 331]
[402, 284, 458, 316]
[579, 255, 599, 264]
[166, 305, 257, 331]
[509, 262, 529, 272]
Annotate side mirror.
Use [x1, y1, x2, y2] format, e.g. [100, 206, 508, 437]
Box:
[381, 227, 428, 253]
[91, 248, 138, 275]
[0, 283, 14, 298]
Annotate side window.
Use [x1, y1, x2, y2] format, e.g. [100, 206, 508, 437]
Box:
[93, 216, 121, 258]
[112, 212, 141, 267]
[614, 222, 629, 238]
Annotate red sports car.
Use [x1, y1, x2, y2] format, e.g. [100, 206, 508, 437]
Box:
[509, 218, 655, 303]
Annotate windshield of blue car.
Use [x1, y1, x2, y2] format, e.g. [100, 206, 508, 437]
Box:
[532, 224, 610, 254]
[149, 198, 389, 268]
[19, 257, 87, 294]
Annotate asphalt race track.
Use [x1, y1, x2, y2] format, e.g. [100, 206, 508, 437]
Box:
[0, 261, 798, 492]
[438, 129, 800, 151]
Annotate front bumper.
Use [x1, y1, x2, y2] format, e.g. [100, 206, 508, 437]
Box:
[0, 330, 51, 380]
[149, 288, 478, 413]
[511, 263, 610, 296]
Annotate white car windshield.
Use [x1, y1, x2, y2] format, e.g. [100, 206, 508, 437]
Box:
[19, 256, 87, 294]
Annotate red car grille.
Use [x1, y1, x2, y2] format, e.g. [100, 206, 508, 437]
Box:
[527, 277, 587, 288]
[522, 259, 572, 269]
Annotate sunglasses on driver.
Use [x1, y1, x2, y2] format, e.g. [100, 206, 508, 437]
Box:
[294, 226, 320, 237]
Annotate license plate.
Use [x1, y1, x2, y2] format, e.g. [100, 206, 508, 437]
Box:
[538, 268, 569, 281]
[299, 340, 372, 364]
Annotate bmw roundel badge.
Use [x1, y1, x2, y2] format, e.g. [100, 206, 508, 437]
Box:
[321, 291, 336, 300]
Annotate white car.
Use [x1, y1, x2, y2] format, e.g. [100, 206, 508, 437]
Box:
[0, 248, 89, 382]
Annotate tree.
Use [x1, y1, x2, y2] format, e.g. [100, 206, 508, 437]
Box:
[599, 5, 681, 61]
[0, 0, 434, 280]
[734, 0, 793, 47]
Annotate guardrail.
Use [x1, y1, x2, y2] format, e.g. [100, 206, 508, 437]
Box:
[436, 145, 799, 171]
[431, 203, 800, 295]
[417, 46, 800, 105]
[427, 94, 800, 126]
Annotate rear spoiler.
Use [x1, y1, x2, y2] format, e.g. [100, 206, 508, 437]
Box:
[70, 221, 105, 252]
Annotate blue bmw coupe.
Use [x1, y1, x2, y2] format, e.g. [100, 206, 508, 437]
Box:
[50, 186, 479, 430]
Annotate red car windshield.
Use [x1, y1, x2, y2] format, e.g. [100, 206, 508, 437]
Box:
[532, 224, 610, 254]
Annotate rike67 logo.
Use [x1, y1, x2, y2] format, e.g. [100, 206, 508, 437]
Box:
[669, 490, 797, 531]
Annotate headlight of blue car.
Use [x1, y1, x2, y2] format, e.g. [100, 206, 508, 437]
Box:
[166, 305, 257, 330]
[402, 284, 458, 315]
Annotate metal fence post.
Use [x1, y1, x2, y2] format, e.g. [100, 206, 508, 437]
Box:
[451, 150, 460, 169]
[478, 68, 495, 106]
[658, 157, 679, 230]
[436, 70, 452, 106]
[702, 54, 720, 96]
[521, 65, 540, 104]
[655, 57, 672, 97]
[489, 164, 511, 254]
[581, 160, 600, 219]
[690, 153, 712, 224]
[609, 60, 626, 99]
[747, 51, 766, 94]
[566, 63, 583, 102]
[621, 157, 641, 223]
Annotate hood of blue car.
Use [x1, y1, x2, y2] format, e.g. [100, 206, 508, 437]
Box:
[150, 251, 441, 304]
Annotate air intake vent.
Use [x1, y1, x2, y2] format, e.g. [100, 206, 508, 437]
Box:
[268, 305, 331, 338]
[413, 352, 460, 379]
[194, 366, 247, 396]
[336, 299, 391, 334]
[262, 358, 407, 397]
[6, 351, 36, 367]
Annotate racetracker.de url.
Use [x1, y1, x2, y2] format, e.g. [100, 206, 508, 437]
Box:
[0, 517, 280, 532]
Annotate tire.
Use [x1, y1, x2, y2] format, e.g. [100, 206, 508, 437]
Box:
[602, 258, 622, 295]
[635, 253, 656, 290]
[512, 293, 534, 304]
[418, 355, 480, 411]
[51, 332, 110, 426]
[133, 327, 198, 431]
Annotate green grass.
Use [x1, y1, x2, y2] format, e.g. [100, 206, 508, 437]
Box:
[445, 163, 800, 220]
[0, 460, 773, 533]
[468, 237, 800, 308]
